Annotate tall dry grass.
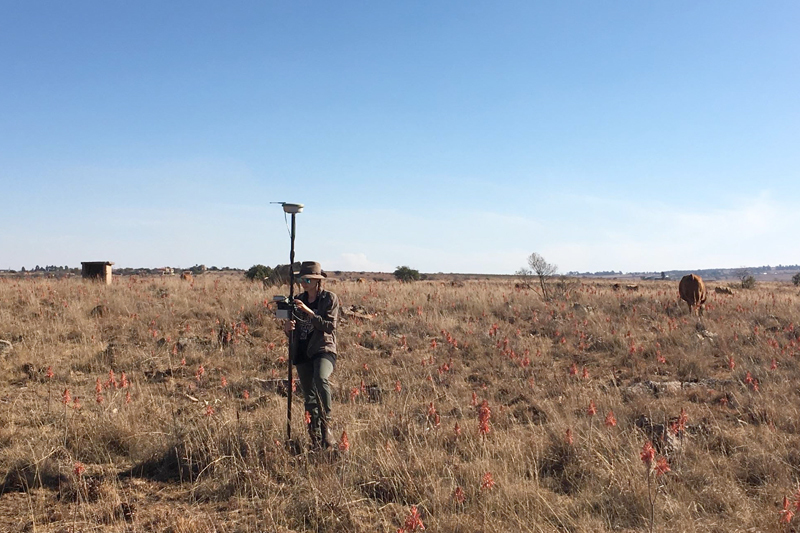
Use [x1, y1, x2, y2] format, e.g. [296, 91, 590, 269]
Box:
[1, 274, 799, 532]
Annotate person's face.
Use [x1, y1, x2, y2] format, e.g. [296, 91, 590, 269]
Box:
[301, 277, 318, 291]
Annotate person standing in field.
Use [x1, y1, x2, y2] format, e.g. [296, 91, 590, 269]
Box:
[283, 261, 340, 449]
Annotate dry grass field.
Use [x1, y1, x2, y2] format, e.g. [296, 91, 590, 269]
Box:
[1, 275, 800, 532]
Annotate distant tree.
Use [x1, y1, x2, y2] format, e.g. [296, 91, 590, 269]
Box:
[524, 253, 558, 300]
[188, 264, 208, 275]
[792, 272, 800, 286]
[516, 267, 532, 278]
[245, 264, 273, 282]
[735, 268, 756, 289]
[394, 266, 420, 283]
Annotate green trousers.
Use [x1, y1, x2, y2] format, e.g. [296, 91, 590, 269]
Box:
[295, 355, 335, 444]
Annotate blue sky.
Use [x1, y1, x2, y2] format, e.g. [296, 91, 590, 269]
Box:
[2, 2, 798, 274]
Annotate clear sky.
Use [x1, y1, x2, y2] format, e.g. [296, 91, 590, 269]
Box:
[2, 2, 798, 274]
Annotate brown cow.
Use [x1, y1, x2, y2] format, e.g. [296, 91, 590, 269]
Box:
[180, 271, 193, 282]
[678, 274, 706, 315]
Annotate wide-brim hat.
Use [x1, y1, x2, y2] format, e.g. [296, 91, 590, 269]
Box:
[295, 261, 327, 279]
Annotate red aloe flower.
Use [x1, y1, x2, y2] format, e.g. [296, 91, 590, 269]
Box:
[587, 400, 597, 417]
[73, 462, 85, 477]
[604, 410, 617, 427]
[95, 377, 104, 404]
[480, 472, 495, 490]
[780, 495, 794, 524]
[565, 428, 574, 445]
[453, 486, 466, 504]
[427, 402, 437, 418]
[62, 388, 71, 405]
[402, 505, 425, 531]
[478, 400, 491, 436]
[654, 456, 670, 476]
[339, 430, 350, 452]
[640, 441, 656, 466]
[105, 369, 117, 389]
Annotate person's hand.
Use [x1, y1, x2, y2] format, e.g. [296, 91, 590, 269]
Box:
[284, 320, 296, 335]
[294, 299, 314, 316]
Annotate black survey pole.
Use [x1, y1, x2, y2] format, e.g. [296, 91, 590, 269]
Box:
[272, 201, 303, 442]
[286, 212, 296, 441]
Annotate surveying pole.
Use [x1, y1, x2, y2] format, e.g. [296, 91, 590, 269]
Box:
[275, 202, 303, 441]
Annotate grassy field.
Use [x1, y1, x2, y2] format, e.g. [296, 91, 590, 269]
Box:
[1, 275, 799, 532]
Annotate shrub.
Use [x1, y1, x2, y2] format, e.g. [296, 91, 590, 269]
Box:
[244, 264, 273, 282]
[741, 275, 756, 289]
[524, 252, 558, 300]
[793, 272, 800, 286]
[394, 266, 420, 283]
[188, 264, 207, 275]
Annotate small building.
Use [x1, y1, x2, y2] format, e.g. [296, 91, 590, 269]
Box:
[81, 261, 114, 285]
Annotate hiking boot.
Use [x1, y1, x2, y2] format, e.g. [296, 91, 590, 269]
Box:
[307, 418, 322, 450]
[320, 418, 337, 449]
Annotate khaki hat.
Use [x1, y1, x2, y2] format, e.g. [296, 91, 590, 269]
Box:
[295, 261, 327, 279]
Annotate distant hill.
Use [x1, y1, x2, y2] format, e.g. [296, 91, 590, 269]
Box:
[568, 265, 800, 282]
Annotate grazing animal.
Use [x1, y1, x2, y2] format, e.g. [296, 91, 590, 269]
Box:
[714, 286, 734, 296]
[678, 274, 707, 315]
[625, 284, 639, 291]
[356, 278, 366, 284]
[180, 272, 193, 282]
